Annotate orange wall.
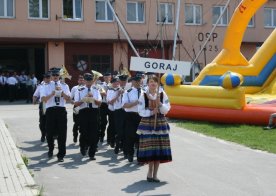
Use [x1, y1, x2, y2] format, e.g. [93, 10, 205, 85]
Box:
[0, 0, 276, 67]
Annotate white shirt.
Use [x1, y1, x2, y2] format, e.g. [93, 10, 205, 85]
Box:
[0, 76, 7, 85]
[7, 76, 18, 85]
[19, 75, 27, 83]
[122, 87, 141, 112]
[32, 77, 38, 87]
[74, 85, 102, 110]
[40, 81, 70, 109]
[71, 85, 83, 100]
[138, 89, 170, 117]
[106, 88, 121, 111]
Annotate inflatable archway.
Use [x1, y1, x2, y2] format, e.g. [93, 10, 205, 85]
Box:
[162, 0, 276, 125]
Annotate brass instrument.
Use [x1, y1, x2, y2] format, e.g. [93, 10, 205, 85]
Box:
[59, 65, 72, 80]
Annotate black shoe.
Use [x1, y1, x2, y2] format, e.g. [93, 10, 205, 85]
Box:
[124, 154, 128, 159]
[80, 148, 87, 156]
[100, 138, 104, 143]
[147, 177, 153, 182]
[41, 136, 45, 142]
[73, 136, 77, 143]
[114, 147, 119, 154]
[48, 151, 53, 158]
[110, 143, 115, 148]
[58, 157, 64, 162]
[152, 178, 160, 183]
[90, 157, 96, 161]
[128, 156, 133, 162]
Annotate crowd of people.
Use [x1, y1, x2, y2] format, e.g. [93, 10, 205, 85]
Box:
[0, 71, 38, 103]
[32, 68, 172, 182]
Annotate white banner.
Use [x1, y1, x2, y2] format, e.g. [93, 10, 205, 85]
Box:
[130, 57, 191, 75]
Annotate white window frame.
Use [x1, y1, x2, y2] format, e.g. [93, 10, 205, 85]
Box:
[0, 0, 15, 18]
[184, 4, 202, 25]
[247, 16, 255, 28]
[126, 1, 145, 23]
[95, 0, 114, 22]
[264, 8, 276, 28]
[63, 0, 83, 21]
[212, 5, 228, 26]
[157, 3, 174, 24]
[28, 0, 50, 20]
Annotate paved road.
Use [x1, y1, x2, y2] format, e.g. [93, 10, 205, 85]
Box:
[1, 102, 276, 196]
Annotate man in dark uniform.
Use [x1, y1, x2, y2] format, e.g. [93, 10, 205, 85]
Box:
[122, 74, 142, 162]
[70, 75, 85, 143]
[113, 74, 128, 155]
[33, 72, 51, 142]
[99, 72, 111, 143]
[41, 68, 71, 162]
[106, 77, 120, 148]
[74, 73, 102, 160]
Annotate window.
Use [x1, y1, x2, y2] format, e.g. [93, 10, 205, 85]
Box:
[185, 4, 202, 25]
[264, 8, 276, 27]
[91, 55, 112, 73]
[63, 0, 82, 20]
[212, 6, 228, 26]
[73, 55, 112, 73]
[29, 0, 49, 19]
[157, 3, 173, 24]
[248, 16, 254, 27]
[0, 0, 14, 18]
[127, 2, 145, 23]
[95, 0, 113, 22]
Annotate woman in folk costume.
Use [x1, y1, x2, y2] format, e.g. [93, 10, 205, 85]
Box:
[137, 75, 172, 183]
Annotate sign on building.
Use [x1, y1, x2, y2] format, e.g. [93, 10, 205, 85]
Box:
[130, 57, 191, 75]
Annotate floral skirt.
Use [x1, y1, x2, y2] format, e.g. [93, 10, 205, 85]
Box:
[137, 115, 172, 163]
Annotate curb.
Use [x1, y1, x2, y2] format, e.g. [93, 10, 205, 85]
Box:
[0, 119, 38, 195]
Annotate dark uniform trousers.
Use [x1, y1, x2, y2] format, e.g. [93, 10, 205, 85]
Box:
[114, 108, 126, 153]
[72, 107, 80, 139]
[108, 111, 116, 146]
[125, 112, 141, 158]
[99, 102, 109, 140]
[79, 108, 99, 158]
[45, 107, 67, 159]
[8, 84, 16, 102]
[38, 102, 46, 138]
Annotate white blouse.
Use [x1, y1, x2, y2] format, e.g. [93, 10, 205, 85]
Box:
[138, 89, 170, 117]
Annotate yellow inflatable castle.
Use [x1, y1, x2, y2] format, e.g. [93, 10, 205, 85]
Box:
[162, 0, 276, 125]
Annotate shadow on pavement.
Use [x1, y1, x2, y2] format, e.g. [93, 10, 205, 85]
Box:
[121, 180, 169, 195]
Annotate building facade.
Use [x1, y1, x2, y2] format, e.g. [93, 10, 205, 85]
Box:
[0, 0, 276, 85]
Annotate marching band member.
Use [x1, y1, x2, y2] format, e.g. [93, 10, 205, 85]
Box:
[74, 73, 102, 160]
[70, 75, 85, 143]
[41, 68, 71, 162]
[106, 77, 120, 148]
[99, 72, 111, 143]
[113, 74, 128, 155]
[122, 74, 142, 162]
[33, 72, 51, 142]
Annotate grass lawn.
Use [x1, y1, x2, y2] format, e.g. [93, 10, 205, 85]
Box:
[175, 120, 276, 154]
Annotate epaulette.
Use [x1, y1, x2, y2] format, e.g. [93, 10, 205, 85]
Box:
[60, 81, 67, 85]
[78, 87, 85, 91]
[92, 86, 99, 90]
[127, 88, 132, 93]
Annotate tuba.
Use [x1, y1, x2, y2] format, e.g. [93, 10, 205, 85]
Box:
[119, 67, 131, 77]
[59, 65, 72, 80]
[91, 70, 103, 83]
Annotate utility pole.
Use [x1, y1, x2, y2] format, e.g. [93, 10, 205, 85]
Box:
[172, 0, 181, 60]
[106, 0, 140, 57]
